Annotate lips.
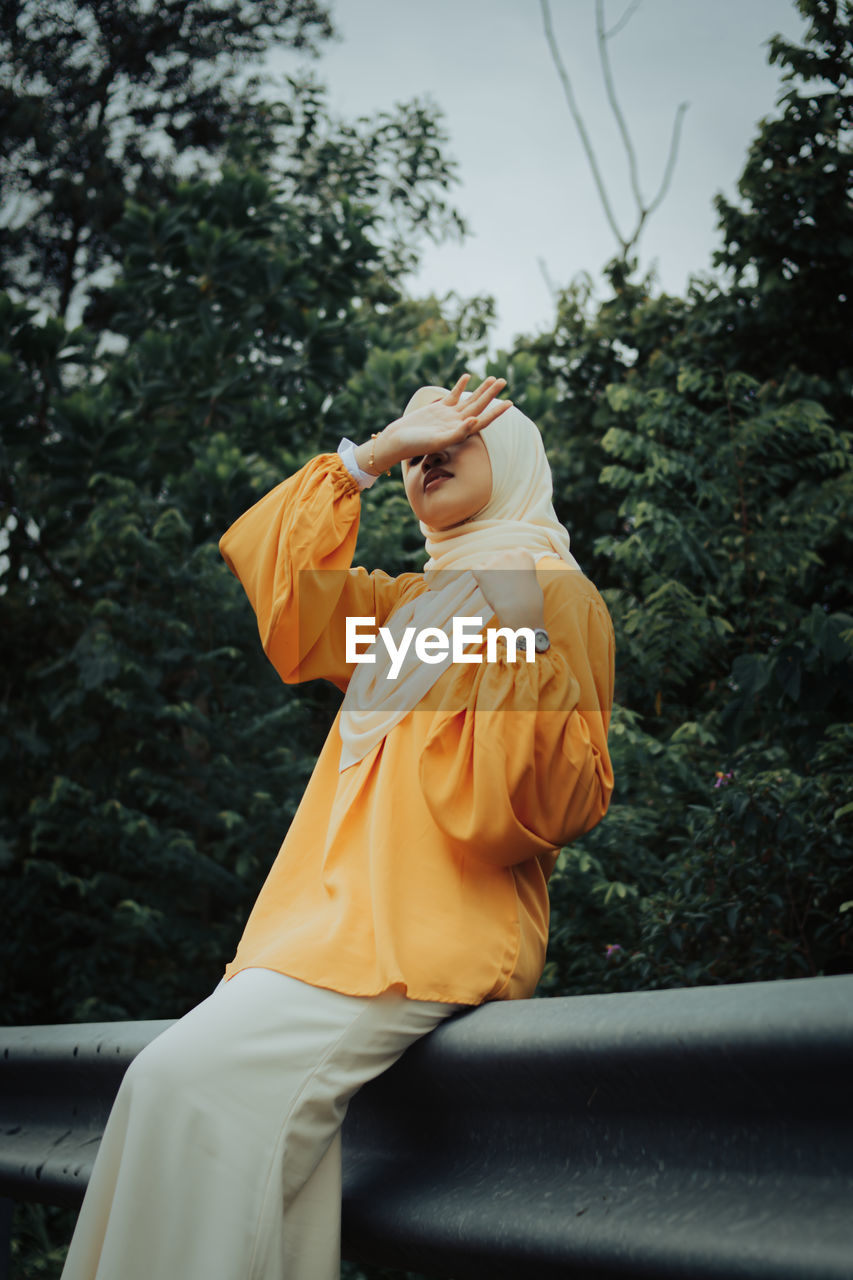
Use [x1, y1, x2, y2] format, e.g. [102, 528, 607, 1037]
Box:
[423, 466, 452, 492]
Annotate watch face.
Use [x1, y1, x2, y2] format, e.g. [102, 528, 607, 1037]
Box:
[534, 629, 550, 652]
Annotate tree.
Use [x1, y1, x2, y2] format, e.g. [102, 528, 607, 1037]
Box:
[534, 0, 853, 998]
[710, 0, 853, 394]
[0, 0, 335, 317]
[539, 0, 689, 267]
[1, 37, 478, 1024]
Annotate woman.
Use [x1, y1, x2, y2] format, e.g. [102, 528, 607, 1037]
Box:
[61, 373, 614, 1280]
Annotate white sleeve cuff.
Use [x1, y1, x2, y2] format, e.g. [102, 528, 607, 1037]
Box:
[337, 437, 378, 490]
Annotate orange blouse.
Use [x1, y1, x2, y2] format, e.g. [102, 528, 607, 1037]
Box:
[219, 451, 614, 1005]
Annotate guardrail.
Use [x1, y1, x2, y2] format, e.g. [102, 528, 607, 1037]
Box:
[2, 974, 852, 1279]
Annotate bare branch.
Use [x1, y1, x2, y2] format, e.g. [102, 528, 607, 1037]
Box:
[645, 100, 690, 221]
[604, 0, 643, 41]
[596, 0, 644, 213]
[541, 0, 689, 265]
[539, 0, 628, 256]
[537, 255, 559, 305]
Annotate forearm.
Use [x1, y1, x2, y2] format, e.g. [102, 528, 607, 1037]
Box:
[220, 454, 363, 686]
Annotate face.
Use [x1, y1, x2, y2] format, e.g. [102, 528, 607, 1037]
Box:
[402, 432, 493, 530]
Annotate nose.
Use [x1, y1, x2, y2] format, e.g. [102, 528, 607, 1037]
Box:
[421, 449, 449, 471]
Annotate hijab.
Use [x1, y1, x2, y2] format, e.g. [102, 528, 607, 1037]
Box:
[337, 386, 581, 770]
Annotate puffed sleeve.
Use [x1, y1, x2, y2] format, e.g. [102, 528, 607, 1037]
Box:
[219, 452, 422, 692]
[418, 570, 615, 868]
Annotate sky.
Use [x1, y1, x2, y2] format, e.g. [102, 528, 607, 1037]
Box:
[268, 1, 807, 356]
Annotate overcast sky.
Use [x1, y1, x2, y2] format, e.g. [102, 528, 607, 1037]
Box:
[268, 0, 807, 356]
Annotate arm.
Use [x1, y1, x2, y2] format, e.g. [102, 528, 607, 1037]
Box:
[418, 574, 615, 868]
[219, 452, 419, 691]
[219, 374, 512, 688]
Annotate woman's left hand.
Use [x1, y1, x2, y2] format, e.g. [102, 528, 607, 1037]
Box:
[472, 550, 546, 634]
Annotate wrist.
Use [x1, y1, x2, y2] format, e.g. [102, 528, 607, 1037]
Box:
[353, 425, 400, 477]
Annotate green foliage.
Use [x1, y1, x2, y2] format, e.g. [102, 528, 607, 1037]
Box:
[711, 0, 853, 390]
[0, 0, 335, 315]
[9, 1204, 77, 1279]
[3, 1, 853, 1274]
[536, 0, 853, 997]
[1, 20, 477, 1028]
[1, 0, 848, 1035]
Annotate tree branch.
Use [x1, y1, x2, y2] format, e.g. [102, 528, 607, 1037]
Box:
[539, 0, 629, 257]
[595, 0, 644, 212]
[603, 0, 643, 43]
[537, 255, 559, 306]
[645, 99, 690, 221]
[541, 0, 690, 265]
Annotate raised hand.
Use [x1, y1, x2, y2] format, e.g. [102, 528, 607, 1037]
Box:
[355, 374, 512, 475]
[388, 374, 512, 464]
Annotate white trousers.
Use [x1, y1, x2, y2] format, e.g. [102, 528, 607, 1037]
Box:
[60, 968, 465, 1280]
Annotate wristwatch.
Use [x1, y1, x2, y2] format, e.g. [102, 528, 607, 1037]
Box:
[526, 627, 550, 654]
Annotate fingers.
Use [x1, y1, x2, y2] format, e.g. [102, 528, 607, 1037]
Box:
[444, 374, 471, 405]
[466, 396, 513, 434]
[445, 373, 508, 412]
[465, 376, 506, 413]
[439, 374, 513, 437]
[484, 395, 513, 422]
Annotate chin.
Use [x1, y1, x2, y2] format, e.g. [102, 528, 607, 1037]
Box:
[422, 501, 469, 530]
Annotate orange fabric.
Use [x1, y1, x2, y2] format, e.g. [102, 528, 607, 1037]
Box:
[219, 452, 615, 1005]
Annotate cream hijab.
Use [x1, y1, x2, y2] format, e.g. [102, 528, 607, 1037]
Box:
[337, 386, 581, 770]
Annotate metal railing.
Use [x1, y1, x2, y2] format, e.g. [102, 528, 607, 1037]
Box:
[2, 973, 852, 1278]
